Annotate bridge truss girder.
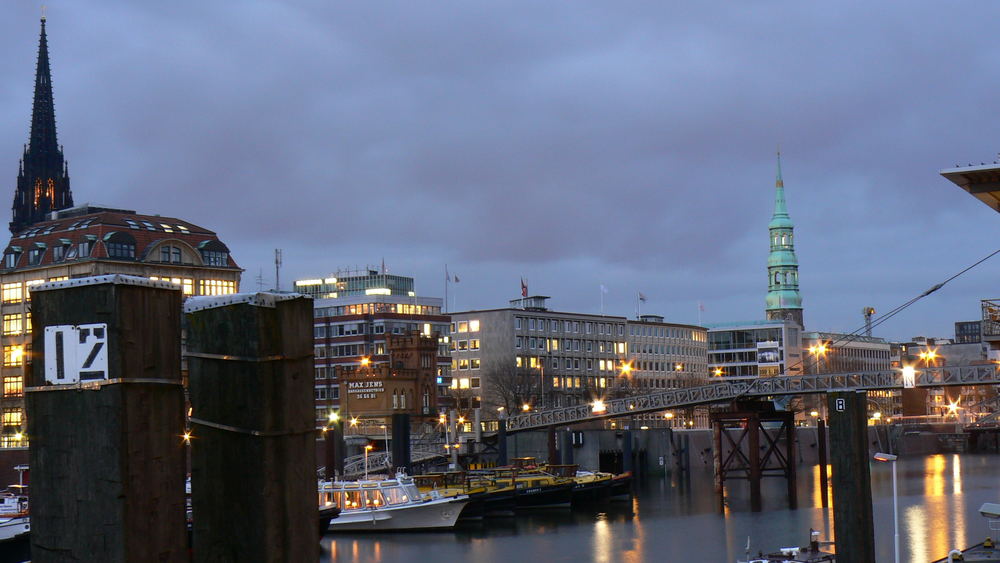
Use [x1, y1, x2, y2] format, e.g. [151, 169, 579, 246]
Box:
[504, 364, 1000, 433]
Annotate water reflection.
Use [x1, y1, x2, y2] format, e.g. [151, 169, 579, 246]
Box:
[321, 454, 999, 562]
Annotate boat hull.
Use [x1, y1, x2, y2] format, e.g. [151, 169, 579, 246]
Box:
[571, 479, 611, 505]
[0, 516, 29, 543]
[515, 483, 573, 509]
[328, 498, 468, 532]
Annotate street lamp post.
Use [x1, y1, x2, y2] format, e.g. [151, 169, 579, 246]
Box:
[364, 444, 374, 480]
[874, 452, 899, 563]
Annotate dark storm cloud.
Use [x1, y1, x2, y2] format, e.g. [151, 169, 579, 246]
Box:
[2, 1, 999, 339]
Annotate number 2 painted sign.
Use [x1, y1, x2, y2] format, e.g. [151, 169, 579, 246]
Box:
[43, 324, 109, 385]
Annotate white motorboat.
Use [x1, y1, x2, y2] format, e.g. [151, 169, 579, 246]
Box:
[318, 474, 468, 531]
[0, 491, 29, 543]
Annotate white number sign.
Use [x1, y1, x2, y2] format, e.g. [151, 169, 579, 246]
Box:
[43, 324, 109, 384]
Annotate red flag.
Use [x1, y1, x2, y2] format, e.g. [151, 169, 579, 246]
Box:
[520, 278, 528, 297]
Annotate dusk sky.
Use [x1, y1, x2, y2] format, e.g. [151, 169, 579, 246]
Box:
[2, 2, 999, 342]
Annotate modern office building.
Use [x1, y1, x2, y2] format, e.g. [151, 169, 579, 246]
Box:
[955, 320, 982, 344]
[707, 320, 804, 378]
[304, 271, 451, 428]
[293, 268, 415, 299]
[0, 18, 242, 448]
[449, 296, 708, 426]
[800, 332, 891, 374]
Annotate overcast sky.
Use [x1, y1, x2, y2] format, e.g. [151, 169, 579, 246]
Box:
[2, 2, 999, 342]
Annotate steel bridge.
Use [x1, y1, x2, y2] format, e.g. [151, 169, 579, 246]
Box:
[504, 364, 1000, 433]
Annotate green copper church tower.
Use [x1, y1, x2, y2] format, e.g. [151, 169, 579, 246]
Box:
[765, 152, 803, 327]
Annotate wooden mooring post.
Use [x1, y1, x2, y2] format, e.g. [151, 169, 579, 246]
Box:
[391, 413, 411, 474]
[818, 418, 829, 507]
[186, 293, 318, 563]
[27, 275, 187, 562]
[827, 391, 875, 563]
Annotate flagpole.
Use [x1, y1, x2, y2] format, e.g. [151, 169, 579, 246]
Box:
[600, 286, 604, 316]
[444, 265, 449, 313]
[698, 302, 703, 325]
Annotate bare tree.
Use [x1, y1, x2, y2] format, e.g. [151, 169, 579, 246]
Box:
[482, 356, 540, 415]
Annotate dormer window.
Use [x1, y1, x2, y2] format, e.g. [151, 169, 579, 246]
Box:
[2, 247, 22, 269]
[104, 232, 136, 260]
[198, 240, 230, 267]
[27, 243, 46, 266]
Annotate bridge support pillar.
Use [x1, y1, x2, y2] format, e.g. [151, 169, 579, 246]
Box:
[560, 430, 574, 465]
[710, 401, 796, 512]
[622, 430, 634, 474]
[547, 427, 558, 465]
[324, 421, 345, 479]
[828, 391, 875, 563]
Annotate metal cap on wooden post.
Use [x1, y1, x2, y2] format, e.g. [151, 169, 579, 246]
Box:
[185, 293, 318, 563]
[27, 275, 187, 562]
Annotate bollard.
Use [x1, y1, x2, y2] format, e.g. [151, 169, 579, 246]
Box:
[27, 275, 187, 562]
[186, 293, 317, 563]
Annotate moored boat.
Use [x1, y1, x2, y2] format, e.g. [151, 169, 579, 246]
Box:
[0, 490, 29, 544]
[609, 471, 633, 500]
[318, 474, 468, 531]
[544, 464, 613, 505]
[486, 468, 573, 509]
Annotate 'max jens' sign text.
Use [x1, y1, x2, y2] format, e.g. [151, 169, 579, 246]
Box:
[347, 380, 384, 399]
[43, 324, 109, 385]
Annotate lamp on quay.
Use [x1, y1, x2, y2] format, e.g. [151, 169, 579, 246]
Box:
[874, 452, 899, 563]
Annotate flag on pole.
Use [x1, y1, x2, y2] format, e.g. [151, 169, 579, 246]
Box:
[699, 301, 705, 312]
[454, 275, 460, 283]
[521, 278, 528, 297]
[445, 265, 450, 282]
[638, 292, 647, 302]
[600, 284, 608, 294]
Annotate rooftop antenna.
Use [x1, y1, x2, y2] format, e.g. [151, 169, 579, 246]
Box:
[274, 249, 282, 292]
[255, 267, 265, 292]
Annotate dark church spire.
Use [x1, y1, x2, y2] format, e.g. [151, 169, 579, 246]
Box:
[10, 16, 73, 234]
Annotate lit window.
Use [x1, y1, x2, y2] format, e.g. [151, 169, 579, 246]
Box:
[2, 283, 22, 304]
[2, 346, 23, 367]
[470, 359, 481, 370]
[471, 378, 481, 389]
[457, 321, 468, 333]
[199, 279, 236, 296]
[2, 377, 22, 398]
[458, 341, 468, 351]
[459, 378, 471, 389]
[2, 314, 23, 336]
[458, 359, 470, 370]
[469, 320, 480, 332]
[469, 339, 480, 350]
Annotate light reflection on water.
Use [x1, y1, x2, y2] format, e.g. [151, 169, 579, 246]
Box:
[321, 454, 1000, 563]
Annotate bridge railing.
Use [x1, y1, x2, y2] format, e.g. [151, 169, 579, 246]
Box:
[505, 364, 1000, 432]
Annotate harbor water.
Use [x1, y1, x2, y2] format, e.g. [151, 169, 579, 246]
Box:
[321, 453, 1000, 562]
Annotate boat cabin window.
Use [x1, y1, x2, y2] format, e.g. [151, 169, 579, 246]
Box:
[383, 487, 410, 505]
[341, 490, 364, 509]
[365, 490, 387, 508]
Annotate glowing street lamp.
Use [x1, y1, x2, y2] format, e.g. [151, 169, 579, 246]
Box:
[664, 412, 674, 419]
[328, 410, 340, 424]
[713, 367, 724, 377]
[947, 400, 961, 417]
[619, 361, 633, 376]
[591, 399, 606, 414]
[810, 410, 819, 418]
[360, 356, 371, 368]
[521, 403, 531, 412]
